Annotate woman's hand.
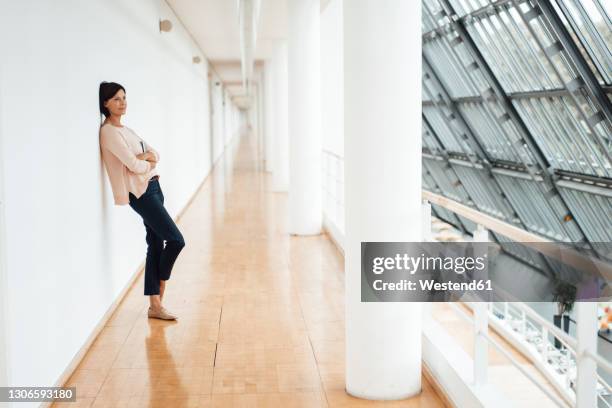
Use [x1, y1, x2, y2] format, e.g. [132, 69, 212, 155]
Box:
[136, 152, 157, 162]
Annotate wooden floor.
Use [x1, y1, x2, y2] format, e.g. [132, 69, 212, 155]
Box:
[53, 133, 446, 407]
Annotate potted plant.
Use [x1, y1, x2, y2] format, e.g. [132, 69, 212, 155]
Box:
[552, 280, 576, 349]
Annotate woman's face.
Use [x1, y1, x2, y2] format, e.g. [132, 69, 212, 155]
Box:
[104, 89, 127, 117]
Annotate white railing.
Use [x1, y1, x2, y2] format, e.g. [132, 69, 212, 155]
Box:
[423, 190, 612, 408]
[319, 151, 611, 407]
[487, 301, 612, 408]
[449, 302, 570, 407]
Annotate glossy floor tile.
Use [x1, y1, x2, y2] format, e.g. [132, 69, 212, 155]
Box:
[53, 133, 446, 407]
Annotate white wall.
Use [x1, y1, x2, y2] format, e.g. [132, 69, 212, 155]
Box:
[0, 0, 239, 397]
[256, 76, 265, 160]
[321, 0, 344, 157]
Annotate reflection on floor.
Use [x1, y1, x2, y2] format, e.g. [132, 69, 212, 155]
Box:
[53, 133, 446, 407]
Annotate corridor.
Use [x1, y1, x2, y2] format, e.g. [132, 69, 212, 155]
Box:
[53, 133, 445, 407]
[1, 0, 609, 406]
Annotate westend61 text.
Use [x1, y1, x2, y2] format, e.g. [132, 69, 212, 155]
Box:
[372, 279, 493, 291]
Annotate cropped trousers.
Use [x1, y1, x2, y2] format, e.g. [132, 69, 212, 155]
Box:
[128, 177, 185, 296]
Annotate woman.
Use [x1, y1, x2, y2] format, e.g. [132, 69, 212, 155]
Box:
[99, 81, 185, 321]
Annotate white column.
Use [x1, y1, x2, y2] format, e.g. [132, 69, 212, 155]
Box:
[271, 41, 289, 191]
[473, 224, 489, 242]
[576, 301, 598, 408]
[344, 1, 422, 400]
[422, 201, 432, 242]
[0, 87, 9, 387]
[264, 59, 275, 173]
[223, 89, 231, 146]
[287, 0, 322, 235]
[257, 71, 265, 162]
[252, 82, 261, 169]
[220, 88, 227, 148]
[421, 201, 432, 321]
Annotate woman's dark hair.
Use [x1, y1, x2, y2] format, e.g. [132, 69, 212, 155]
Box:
[99, 82, 125, 117]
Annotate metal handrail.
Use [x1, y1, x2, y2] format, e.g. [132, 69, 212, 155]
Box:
[422, 190, 612, 281]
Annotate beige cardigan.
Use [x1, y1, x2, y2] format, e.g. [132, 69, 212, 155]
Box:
[99, 123, 160, 205]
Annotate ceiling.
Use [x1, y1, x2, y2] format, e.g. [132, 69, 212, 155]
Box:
[166, 0, 288, 103]
[166, 0, 332, 108]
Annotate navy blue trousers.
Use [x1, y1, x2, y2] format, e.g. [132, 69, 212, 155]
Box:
[129, 178, 185, 296]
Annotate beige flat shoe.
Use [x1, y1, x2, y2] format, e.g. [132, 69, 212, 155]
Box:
[148, 306, 177, 320]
